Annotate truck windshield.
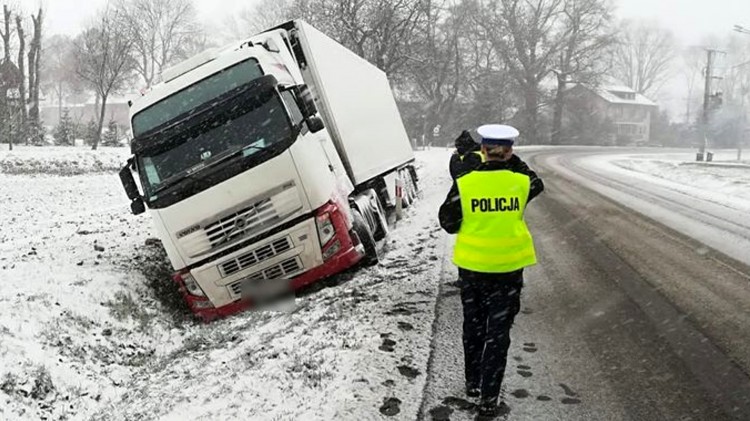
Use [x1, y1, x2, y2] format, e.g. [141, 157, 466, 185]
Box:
[132, 59, 264, 137]
[137, 89, 293, 201]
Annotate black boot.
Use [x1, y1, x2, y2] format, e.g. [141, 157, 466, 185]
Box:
[475, 400, 509, 420]
[466, 385, 480, 398]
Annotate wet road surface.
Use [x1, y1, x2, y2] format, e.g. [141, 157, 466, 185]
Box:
[418, 148, 750, 421]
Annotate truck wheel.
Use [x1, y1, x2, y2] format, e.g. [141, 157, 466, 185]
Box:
[406, 167, 419, 197]
[405, 173, 416, 204]
[400, 170, 413, 208]
[352, 209, 379, 266]
[372, 194, 389, 241]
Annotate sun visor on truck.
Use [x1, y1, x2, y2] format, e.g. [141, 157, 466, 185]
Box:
[131, 75, 279, 156]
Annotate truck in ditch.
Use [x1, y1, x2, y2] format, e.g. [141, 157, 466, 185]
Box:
[119, 20, 419, 321]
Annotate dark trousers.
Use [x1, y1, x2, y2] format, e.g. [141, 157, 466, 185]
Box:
[459, 268, 523, 405]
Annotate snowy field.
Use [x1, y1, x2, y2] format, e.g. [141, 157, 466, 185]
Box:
[0, 145, 456, 421]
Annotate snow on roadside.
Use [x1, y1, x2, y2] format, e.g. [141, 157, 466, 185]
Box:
[1, 148, 455, 421]
[0, 145, 130, 176]
[610, 157, 750, 203]
[573, 152, 750, 215]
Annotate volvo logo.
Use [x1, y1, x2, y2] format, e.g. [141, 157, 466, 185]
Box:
[221, 206, 261, 244]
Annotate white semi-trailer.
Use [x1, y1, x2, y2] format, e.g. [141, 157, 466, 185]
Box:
[119, 21, 418, 321]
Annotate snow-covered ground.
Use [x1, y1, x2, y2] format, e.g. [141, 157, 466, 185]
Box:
[0, 146, 130, 176]
[5, 144, 748, 420]
[609, 150, 750, 204]
[0, 145, 456, 421]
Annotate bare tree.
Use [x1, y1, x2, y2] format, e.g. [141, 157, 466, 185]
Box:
[550, 0, 613, 144]
[223, 0, 300, 39]
[42, 34, 81, 120]
[15, 13, 26, 144]
[114, 0, 203, 88]
[405, 0, 469, 144]
[461, 12, 516, 131]
[74, 10, 135, 150]
[721, 34, 750, 108]
[1, 4, 10, 62]
[679, 46, 706, 124]
[478, 0, 567, 144]
[0, 4, 13, 150]
[715, 34, 750, 156]
[331, 0, 426, 77]
[610, 20, 676, 95]
[235, 0, 426, 79]
[27, 6, 42, 144]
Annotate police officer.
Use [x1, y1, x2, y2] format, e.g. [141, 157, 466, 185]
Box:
[449, 130, 485, 179]
[438, 124, 544, 420]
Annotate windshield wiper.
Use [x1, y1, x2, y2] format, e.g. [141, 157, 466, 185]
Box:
[149, 143, 276, 196]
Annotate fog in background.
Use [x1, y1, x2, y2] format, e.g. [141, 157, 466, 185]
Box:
[3, 0, 750, 149]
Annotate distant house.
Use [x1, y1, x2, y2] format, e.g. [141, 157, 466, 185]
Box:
[40, 93, 137, 132]
[566, 84, 657, 145]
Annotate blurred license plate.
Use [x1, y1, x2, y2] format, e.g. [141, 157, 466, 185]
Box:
[240, 277, 292, 303]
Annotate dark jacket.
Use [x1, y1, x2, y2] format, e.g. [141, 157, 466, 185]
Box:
[449, 130, 482, 179]
[439, 154, 544, 235]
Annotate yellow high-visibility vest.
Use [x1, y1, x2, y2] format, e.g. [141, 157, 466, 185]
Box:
[453, 169, 537, 273]
[460, 150, 486, 163]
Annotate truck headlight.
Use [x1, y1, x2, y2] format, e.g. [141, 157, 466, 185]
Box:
[174, 271, 206, 297]
[315, 212, 336, 246]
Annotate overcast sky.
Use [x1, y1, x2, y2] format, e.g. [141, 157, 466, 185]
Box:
[38, 0, 262, 36]
[32, 0, 750, 44]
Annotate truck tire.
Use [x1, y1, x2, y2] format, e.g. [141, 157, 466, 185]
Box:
[372, 194, 389, 241]
[404, 172, 416, 204]
[352, 209, 379, 266]
[400, 170, 413, 208]
[406, 167, 419, 197]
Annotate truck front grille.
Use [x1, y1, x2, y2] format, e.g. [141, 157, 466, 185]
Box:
[204, 198, 279, 248]
[228, 257, 304, 297]
[220, 237, 292, 276]
[197, 181, 302, 252]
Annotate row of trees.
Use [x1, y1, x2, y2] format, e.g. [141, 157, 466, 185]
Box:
[0, 0, 206, 150]
[230, 0, 682, 146]
[0, 5, 43, 150]
[53, 109, 125, 147]
[3, 0, 746, 150]
[52, 0, 206, 149]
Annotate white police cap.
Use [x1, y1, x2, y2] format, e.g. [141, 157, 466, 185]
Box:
[477, 124, 519, 146]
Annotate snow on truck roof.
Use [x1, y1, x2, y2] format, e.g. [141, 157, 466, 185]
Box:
[127, 40, 260, 117]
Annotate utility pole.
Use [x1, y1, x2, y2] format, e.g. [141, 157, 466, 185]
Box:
[702, 49, 714, 127]
[700, 48, 724, 159]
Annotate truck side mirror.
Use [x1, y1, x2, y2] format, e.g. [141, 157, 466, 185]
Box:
[306, 116, 325, 133]
[296, 84, 318, 118]
[130, 199, 146, 215]
[119, 158, 146, 215]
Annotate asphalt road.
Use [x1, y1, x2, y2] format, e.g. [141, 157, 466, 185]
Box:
[418, 148, 750, 421]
